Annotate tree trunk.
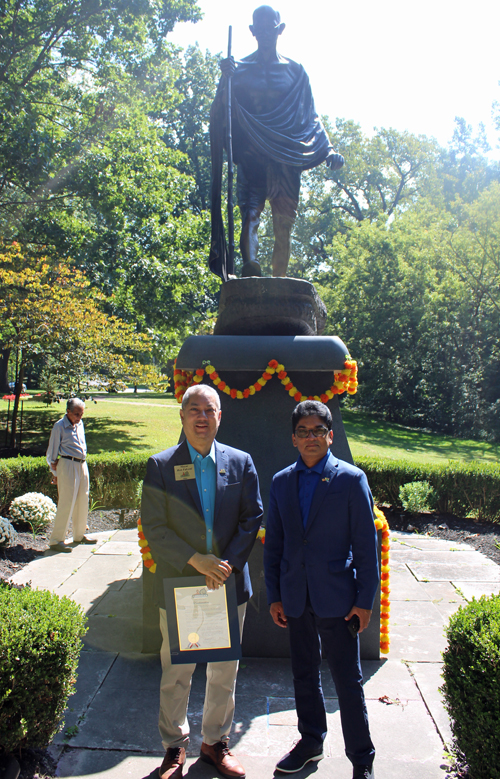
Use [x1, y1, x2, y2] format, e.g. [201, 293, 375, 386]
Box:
[9, 361, 25, 449]
[0, 348, 10, 393]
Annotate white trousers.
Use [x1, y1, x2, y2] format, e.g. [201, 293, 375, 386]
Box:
[49, 458, 89, 544]
[158, 601, 246, 749]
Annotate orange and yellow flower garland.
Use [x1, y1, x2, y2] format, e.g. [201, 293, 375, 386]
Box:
[174, 358, 358, 404]
[137, 518, 157, 573]
[374, 506, 391, 654]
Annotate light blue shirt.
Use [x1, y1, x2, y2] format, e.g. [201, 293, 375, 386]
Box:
[46, 415, 87, 475]
[187, 440, 217, 553]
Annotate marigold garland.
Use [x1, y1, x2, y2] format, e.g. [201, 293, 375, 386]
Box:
[258, 506, 390, 654]
[137, 518, 157, 573]
[174, 357, 358, 404]
[374, 506, 391, 655]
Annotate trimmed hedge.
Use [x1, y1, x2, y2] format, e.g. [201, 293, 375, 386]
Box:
[1, 452, 499, 521]
[441, 595, 500, 778]
[0, 581, 87, 754]
[355, 456, 500, 522]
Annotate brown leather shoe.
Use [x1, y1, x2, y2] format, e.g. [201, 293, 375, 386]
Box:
[159, 747, 186, 779]
[200, 742, 245, 779]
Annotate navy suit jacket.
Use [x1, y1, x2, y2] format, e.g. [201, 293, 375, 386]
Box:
[264, 452, 379, 619]
[141, 439, 263, 609]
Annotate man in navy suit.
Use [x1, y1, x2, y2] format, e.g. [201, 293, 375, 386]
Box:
[264, 400, 379, 779]
[142, 384, 263, 779]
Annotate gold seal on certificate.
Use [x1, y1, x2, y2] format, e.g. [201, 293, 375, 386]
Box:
[175, 585, 231, 651]
[164, 575, 241, 664]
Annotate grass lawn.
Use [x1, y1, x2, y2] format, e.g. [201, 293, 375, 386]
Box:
[0, 393, 182, 454]
[342, 409, 500, 464]
[1, 393, 499, 464]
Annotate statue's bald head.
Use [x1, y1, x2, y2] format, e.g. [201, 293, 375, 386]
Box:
[252, 6, 281, 26]
[250, 5, 285, 44]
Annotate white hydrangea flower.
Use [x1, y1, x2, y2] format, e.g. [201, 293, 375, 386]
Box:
[0, 516, 18, 547]
[9, 492, 57, 534]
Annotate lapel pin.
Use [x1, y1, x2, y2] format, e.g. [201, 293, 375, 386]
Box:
[219, 469, 226, 475]
[322, 477, 330, 482]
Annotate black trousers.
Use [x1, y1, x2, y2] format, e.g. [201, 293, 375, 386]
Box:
[287, 597, 375, 767]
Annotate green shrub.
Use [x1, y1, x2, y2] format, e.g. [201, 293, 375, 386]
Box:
[1, 452, 500, 521]
[355, 456, 500, 521]
[441, 595, 500, 778]
[0, 581, 87, 754]
[9, 492, 56, 534]
[399, 480, 435, 513]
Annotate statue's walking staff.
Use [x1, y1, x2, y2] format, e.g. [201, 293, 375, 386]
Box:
[226, 25, 235, 274]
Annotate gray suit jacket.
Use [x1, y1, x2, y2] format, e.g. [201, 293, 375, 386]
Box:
[141, 439, 263, 608]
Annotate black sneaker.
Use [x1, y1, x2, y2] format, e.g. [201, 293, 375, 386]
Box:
[353, 765, 374, 779]
[275, 741, 324, 773]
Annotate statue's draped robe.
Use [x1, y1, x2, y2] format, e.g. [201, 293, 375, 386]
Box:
[209, 59, 333, 280]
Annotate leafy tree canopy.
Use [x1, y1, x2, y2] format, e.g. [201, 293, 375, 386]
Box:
[0, 240, 166, 444]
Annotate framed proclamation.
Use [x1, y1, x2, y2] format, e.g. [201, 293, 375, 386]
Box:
[163, 575, 241, 664]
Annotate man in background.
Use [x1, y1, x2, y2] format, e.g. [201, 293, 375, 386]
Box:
[46, 397, 95, 552]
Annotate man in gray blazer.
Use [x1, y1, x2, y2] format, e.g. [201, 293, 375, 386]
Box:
[142, 384, 263, 779]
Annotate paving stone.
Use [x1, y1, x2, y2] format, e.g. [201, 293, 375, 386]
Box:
[390, 535, 474, 552]
[53, 554, 140, 593]
[453, 582, 500, 600]
[236, 657, 295, 697]
[388, 569, 431, 600]
[418, 581, 467, 601]
[362, 658, 422, 700]
[92, 578, 142, 619]
[107, 529, 139, 543]
[390, 600, 445, 627]
[408, 661, 453, 746]
[95, 541, 142, 556]
[385, 558, 407, 572]
[52, 651, 117, 745]
[64, 587, 108, 613]
[84, 613, 143, 653]
[67, 679, 161, 752]
[61, 540, 108, 558]
[100, 652, 161, 690]
[55, 749, 161, 779]
[409, 560, 500, 583]
[387, 625, 448, 662]
[391, 550, 487, 564]
[10, 554, 87, 589]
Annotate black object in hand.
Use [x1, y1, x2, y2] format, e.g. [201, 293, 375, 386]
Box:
[347, 614, 360, 638]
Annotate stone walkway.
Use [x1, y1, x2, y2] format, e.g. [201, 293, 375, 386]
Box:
[11, 529, 500, 779]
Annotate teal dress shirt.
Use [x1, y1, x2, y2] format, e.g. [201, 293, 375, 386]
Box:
[187, 440, 217, 553]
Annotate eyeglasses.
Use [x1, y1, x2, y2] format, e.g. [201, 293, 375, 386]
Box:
[294, 426, 330, 439]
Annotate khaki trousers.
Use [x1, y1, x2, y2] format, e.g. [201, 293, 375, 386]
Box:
[159, 601, 246, 749]
[49, 458, 89, 545]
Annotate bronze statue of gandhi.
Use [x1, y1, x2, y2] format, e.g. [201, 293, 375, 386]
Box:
[209, 5, 344, 280]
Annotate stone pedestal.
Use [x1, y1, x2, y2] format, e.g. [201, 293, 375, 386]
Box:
[214, 277, 327, 336]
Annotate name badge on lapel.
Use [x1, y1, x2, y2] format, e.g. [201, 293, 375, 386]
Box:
[174, 464, 196, 481]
